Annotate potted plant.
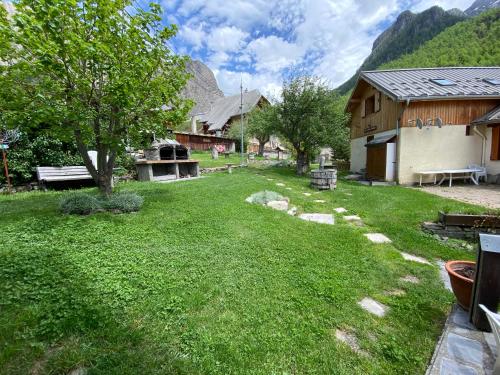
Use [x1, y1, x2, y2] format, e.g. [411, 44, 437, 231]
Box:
[445, 260, 475, 310]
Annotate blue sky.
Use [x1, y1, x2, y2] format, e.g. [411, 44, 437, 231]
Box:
[157, 0, 474, 97]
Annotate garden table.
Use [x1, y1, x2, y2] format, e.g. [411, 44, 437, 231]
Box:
[417, 168, 482, 187]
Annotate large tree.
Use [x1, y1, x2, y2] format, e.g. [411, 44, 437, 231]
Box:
[0, 0, 191, 195]
[275, 76, 349, 175]
[246, 105, 277, 156]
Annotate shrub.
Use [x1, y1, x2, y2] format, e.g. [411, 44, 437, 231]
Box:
[101, 192, 144, 213]
[59, 193, 101, 215]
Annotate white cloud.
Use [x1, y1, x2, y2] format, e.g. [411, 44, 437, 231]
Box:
[206, 26, 248, 53]
[170, 0, 475, 94]
[247, 36, 304, 72]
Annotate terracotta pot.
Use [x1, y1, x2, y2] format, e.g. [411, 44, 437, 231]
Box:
[445, 260, 475, 311]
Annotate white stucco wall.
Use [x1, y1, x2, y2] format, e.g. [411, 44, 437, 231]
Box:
[398, 126, 483, 185]
[350, 129, 397, 173]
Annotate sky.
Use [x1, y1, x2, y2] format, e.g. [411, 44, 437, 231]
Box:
[158, 0, 474, 98]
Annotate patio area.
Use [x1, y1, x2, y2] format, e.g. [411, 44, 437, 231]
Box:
[416, 184, 500, 210]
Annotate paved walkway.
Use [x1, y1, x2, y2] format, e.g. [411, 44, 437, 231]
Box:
[416, 185, 500, 209]
[426, 305, 496, 375]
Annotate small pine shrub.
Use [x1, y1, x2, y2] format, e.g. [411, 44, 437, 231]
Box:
[59, 193, 101, 215]
[101, 192, 144, 213]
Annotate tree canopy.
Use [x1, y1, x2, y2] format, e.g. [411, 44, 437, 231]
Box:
[0, 0, 191, 195]
[246, 105, 277, 156]
[274, 76, 349, 175]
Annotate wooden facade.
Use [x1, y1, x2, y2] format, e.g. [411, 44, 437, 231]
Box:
[174, 132, 235, 151]
[349, 81, 403, 139]
[349, 79, 499, 139]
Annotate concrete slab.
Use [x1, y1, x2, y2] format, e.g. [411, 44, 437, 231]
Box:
[400, 252, 432, 265]
[276, 183, 285, 187]
[303, 192, 312, 197]
[335, 329, 367, 356]
[313, 200, 326, 203]
[334, 207, 348, 213]
[364, 233, 392, 244]
[384, 289, 406, 297]
[298, 213, 334, 225]
[358, 297, 388, 317]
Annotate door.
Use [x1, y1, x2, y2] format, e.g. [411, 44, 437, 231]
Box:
[366, 144, 387, 180]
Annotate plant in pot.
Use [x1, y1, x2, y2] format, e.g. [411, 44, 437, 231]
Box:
[445, 260, 476, 310]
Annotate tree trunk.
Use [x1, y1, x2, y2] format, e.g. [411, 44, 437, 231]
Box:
[258, 142, 265, 157]
[296, 150, 309, 175]
[98, 171, 113, 197]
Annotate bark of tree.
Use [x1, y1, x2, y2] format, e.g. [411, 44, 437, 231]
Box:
[258, 141, 266, 157]
[296, 150, 309, 175]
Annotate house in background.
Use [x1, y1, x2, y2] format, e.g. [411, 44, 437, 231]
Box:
[199, 89, 269, 136]
[346, 67, 500, 184]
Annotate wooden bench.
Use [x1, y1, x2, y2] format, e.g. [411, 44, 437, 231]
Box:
[36, 166, 94, 188]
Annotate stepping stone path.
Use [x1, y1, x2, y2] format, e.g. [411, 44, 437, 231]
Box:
[298, 213, 334, 225]
[384, 289, 406, 297]
[335, 329, 366, 356]
[334, 207, 348, 213]
[276, 183, 285, 187]
[400, 275, 420, 284]
[400, 252, 431, 265]
[364, 233, 392, 244]
[303, 192, 312, 197]
[285, 187, 292, 190]
[313, 199, 326, 203]
[358, 297, 388, 317]
[267, 178, 274, 181]
[344, 215, 361, 222]
[266, 200, 289, 211]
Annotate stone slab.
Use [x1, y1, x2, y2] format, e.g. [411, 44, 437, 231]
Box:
[266, 200, 289, 211]
[358, 297, 388, 317]
[446, 333, 483, 366]
[303, 192, 312, 197]
[313, 200, 326, 203]
[276, 183, 285, 186]
[344, 215, 361, 222]
[400, 275, 420, 284]
[364, 233, 392, 244]
[298, 213, 334, 225]
[400, 252, 432, 265]
[451, 306, 475, 330]
[334, 207, 348, 213]
[437, 260, 453, 292]
[439, 357, 477, 375]
[287, 206, 297, 216]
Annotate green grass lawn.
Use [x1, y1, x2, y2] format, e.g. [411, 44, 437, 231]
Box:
[191, 151, 267, 168]
[0, 166, 485, 374]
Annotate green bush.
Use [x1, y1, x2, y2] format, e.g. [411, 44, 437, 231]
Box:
[102, 192, 144, 213]
[59, 193, 101, 215]
[59, 192, 144, 215]
[246, 190, 285, 205]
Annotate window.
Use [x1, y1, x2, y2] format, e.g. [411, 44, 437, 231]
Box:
[484, 78, 500, 86]
[430, 78, 456, 86]
[491, 127, 500, 161]
[365, 95, 375, 116]
[465, 125, 471, 136]
[367, 135, 374, 143]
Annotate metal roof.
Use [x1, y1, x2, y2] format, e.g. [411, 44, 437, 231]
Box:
[359, 67, 500, 101]
[365, 134, 396, 146]
[471, 105, 500, 125]
[199, 89, 264, 131]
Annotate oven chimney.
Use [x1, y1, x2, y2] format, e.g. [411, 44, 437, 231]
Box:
[191, 116, 197, 134]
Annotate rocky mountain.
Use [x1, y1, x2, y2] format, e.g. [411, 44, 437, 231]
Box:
[182, 60, 224, 117]
[336, 6, 466, 94]
[465, 0, 500, 16]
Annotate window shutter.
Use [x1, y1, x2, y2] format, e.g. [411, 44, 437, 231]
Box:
[491, 127, 500, 161]
[361, 100, 366, 118]
[374, 92, 381, 112]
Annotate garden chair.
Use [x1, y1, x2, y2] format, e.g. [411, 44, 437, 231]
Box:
[468, 164, 487, 183]
[479, 304, 500, 374]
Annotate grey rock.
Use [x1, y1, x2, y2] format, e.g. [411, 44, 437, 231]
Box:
[358, 297, 388, 317]
[446, 333, 483, 366]
[439, 357, 477, 375]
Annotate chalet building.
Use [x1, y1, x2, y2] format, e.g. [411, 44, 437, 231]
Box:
[346, 67, 500, 184]
[199, 89, 269, 136]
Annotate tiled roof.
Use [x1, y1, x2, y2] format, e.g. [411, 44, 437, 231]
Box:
[359, 67, 500, 101]
[199, 90, 264, 131]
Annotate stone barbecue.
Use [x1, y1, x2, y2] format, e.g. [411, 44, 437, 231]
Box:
[136, 139, 199, 182]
